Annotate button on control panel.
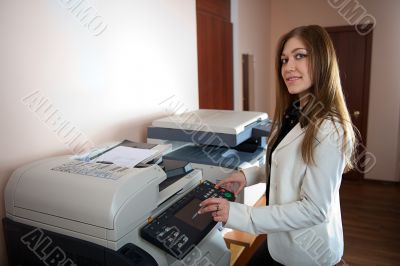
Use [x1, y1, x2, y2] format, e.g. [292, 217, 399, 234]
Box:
[140, 180, 235, 260]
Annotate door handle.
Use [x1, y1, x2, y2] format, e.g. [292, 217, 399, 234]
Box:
[353, 110, 360, 119]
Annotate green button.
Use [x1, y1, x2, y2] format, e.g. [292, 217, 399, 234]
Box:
[224, 192, 232, 198]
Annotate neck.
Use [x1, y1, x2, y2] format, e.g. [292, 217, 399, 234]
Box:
[298, 92, 310, 108]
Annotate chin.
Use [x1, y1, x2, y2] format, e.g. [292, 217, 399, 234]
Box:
[287, 87, 308, 95]
[287, 88, 300, 95]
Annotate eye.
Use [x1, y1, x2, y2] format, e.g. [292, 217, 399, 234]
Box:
[280, 58, 288, 64]
[295, 53, 308, 60]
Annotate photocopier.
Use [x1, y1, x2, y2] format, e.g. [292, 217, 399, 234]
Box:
[3, 141, 234, 266]
[3, 109, 270, 266]
[147, 109, 271, 202]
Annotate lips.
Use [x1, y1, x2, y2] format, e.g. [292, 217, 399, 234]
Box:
[285, 76, 302, 84]
[286, 76, 301, 81]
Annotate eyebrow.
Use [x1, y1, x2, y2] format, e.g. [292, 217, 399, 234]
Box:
[281, 47, 308, 57]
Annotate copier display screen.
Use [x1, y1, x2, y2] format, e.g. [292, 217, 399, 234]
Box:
[140, 181, 235, 260]
[174, 198, 212, 231]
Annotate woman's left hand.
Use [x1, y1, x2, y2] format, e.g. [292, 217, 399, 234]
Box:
[198, 198, 230, 223]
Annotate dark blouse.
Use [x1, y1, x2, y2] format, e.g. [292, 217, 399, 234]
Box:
[266, 102, 301, 204]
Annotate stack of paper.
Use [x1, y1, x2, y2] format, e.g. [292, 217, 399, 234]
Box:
[95, 146, 158, 168]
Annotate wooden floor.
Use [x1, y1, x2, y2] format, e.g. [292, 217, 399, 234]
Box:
[340, 179, 400, 266]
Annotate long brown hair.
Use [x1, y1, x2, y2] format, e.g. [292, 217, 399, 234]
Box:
[270, 25, 358, 171]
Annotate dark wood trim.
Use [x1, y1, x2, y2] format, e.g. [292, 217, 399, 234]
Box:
[233, 235, 267, 266]
[196, 0, 233, 110]
[348, 178, 400, 186]
[196, 0, 230, 22]
[325, 25, 356, 33]
[196, 9, 229, 22]
[361, 28, 372, 145]
[242, 54, 250, 111]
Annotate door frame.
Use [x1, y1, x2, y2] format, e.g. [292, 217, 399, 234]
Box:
[326, 25, 373, 179]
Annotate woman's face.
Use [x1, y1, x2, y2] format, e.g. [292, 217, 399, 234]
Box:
[281, 37, 312, 97]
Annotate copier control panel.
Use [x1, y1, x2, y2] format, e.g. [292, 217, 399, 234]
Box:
[140, 180, 235, 260]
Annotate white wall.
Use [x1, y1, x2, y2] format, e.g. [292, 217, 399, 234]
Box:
[267, 0, 400, 182]
[0, 0, 198, 264]
[232, 0, 271, 113]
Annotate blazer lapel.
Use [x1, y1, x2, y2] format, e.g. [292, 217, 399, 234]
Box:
[274, 123, 305, 153]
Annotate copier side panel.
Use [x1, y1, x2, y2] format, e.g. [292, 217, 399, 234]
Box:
[11, 215, 108, 247]
[4, 157, 59, 217]
[107, 173, 161, 241]
[9, 157, 166, 231]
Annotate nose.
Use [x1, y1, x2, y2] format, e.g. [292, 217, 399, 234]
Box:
[284, 58, 295, 72]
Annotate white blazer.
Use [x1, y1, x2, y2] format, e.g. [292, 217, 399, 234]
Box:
[226, 119, 348, 266]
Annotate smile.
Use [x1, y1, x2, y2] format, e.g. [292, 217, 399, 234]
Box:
[286, 76, 302, 83]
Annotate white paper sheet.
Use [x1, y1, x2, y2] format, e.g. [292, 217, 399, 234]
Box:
[95, 146, 158, 168]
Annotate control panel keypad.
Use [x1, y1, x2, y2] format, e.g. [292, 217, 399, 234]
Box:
[140, 180, 235, 260]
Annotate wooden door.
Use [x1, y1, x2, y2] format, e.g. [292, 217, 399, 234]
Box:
[242, 54, 250, 111]
[326, 25, 373, 179]
[196, 0, 233, 109]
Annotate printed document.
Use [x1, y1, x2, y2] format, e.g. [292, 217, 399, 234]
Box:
[95, 146, 158, 168]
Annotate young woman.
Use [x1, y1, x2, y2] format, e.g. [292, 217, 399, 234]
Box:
[199, 25, 358, 265]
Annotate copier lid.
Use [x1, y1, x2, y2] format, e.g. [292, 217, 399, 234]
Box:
[148, 109, 268, 147]
[152, 109, 267, 135]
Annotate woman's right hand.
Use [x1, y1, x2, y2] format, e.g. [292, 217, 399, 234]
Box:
[216, 171, 247, 197]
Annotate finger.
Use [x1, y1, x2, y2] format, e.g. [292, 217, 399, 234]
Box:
[199, 205, 218, 214]
[212, 211, 221, 218]
[202, 202, 222, 213]
[200, 198, 221, 207]
[215, 178, 233, 188]
[234, 183, 246, 196]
